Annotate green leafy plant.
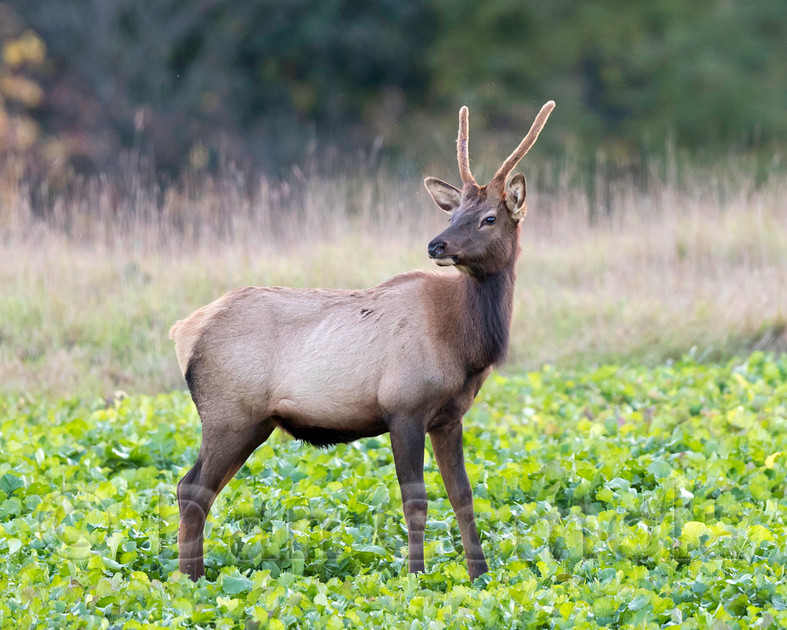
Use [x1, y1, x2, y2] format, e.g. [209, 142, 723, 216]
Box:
[0, 354, 785, 627]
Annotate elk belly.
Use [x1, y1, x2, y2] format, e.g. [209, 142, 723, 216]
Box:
[268, 317, 385, 428]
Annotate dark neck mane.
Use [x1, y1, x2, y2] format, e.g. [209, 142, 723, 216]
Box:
[459, 259, 517, 372]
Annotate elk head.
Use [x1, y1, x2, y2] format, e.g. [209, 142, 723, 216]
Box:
[425, 101, 555, 277]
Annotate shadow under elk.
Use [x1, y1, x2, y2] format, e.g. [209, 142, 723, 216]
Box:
[170, 101, 556, 581]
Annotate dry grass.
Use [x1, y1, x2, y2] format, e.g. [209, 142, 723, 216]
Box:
[0, 157, 785, 398]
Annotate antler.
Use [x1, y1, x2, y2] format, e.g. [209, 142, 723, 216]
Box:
[457, 106, 476, 186]
[491, 101, 555, 188]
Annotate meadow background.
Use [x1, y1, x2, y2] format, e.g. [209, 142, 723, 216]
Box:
[0, 1, 784, 397]
[0, 156, 785, 398]
[0, 1, 786, 628]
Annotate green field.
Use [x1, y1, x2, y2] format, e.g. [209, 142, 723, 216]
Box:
[1, 355, 785, 628]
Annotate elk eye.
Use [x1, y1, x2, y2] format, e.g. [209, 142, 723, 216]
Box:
[483, 216, 496, 226]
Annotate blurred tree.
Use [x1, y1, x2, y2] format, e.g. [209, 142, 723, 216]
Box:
[13, 0, 434, 172]
[5, 0, 786, 173]
[0, 6, 46, 158]
[427, 0, 786, 159]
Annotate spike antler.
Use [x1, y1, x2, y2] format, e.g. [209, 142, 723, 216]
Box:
[456, 106, 476, 186]
[492, 101, 555, 188]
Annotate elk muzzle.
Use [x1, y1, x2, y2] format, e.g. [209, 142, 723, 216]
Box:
[427, 237, 457, 266]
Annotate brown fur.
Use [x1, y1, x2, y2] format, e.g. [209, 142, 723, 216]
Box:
[172, 102, 554, 582]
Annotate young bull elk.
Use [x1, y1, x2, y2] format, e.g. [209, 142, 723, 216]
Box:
[171, 101, 555, 581]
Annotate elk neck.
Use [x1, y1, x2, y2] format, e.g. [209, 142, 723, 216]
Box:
[455, 239, 518, 373]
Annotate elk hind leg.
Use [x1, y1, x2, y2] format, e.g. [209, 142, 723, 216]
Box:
[177, 412, 274, 581]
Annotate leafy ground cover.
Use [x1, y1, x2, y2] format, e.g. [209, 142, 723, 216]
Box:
[0, 354, 785, 628]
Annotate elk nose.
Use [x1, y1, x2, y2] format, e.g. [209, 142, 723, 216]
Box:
[428, 240, 446, 258]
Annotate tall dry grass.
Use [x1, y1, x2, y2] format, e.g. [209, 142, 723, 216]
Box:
[0, 155, 784, 398]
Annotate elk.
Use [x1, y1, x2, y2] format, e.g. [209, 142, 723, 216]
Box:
[171, 101, 555, 581]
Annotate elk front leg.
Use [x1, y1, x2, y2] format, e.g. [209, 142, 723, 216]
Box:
[390, 421, 427, 575]
[429, 421, 488, 579]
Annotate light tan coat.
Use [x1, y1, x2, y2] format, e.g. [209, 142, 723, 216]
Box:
[170, 270, 474, 435]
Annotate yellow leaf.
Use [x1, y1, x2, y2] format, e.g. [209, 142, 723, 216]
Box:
[0, 75, 43, 107]
[216, 596, 241, 611]
[559, 602, 574, 618]
[733, 373, 749, 388]
[2, 32, 45, 67]
[681, 521, 713, 546]
[748, 524, 776, 544]
[765, 452, 781, 469]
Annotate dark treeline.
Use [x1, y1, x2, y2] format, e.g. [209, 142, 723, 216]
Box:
[1, 0, 784, 175]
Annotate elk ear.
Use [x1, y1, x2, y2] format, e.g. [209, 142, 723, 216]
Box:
[424, 177, 462, 213]
[505, 173, 527, 221]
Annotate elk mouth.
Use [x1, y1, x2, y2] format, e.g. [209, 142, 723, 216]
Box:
[432, 255, 457, 267]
